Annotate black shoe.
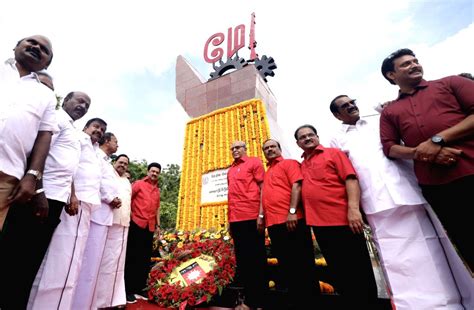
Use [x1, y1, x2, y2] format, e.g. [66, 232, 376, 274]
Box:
[126, 294, 137, 304]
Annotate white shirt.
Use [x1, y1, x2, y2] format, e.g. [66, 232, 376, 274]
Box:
[43, 109, 81, 203]
[0, 59, 58, 180]
[73, 132, 101, 205]
[329, 115, 426, 214]
[91, 148, 119, 226]
[112, 171, 132, 227]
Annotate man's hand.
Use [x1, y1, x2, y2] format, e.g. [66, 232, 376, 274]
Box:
[286, 214, 298, 232]
[347, 207, 364, 234]
[7, 175, 37, 205]
[154, 225, 161, 239]
[65, 193, 79, 216]
[109, 197, 122, 209]
[257, 217, 265, 234]
[414, 139, 442, 163]
[433, 147, 463, 166]
[31, 192, 49, 222]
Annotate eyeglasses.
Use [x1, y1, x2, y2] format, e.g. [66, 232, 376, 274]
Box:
[230, 145, 245, 151]
[339, 99, 357, 110]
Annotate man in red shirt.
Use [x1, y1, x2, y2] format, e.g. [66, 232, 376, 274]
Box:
[380, 48, 474, 271]
[227, 141, 267, 309]
[124, 162, 161, 304]
[295, 124, 378, 309]
[261, 139, 319, 309]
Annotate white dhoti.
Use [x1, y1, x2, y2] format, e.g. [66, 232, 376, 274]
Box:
[93, 224, 129, 308]
[367, 204, 462, 310]
[71, 221, 109, 310]
[424, 206, 474, 309]
[28, 202, 94, 310]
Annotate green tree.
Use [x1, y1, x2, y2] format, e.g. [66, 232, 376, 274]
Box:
[158, 164, 180, 229]
[128, 159, 148, 181]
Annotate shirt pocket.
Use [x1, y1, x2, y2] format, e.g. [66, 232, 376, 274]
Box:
[307, 162, 327, 181]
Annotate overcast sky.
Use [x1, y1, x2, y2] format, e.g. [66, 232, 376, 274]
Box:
[1, 0, 473, 166]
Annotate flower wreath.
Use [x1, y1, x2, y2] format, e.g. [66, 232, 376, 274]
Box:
[147, 238, 236, 309]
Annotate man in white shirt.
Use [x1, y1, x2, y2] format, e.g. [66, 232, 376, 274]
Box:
[28, 118, 107, 310]
[0, 35, 56, 231]
[0, 35, 57, 310]
[72, 132, 121, 309]
[1, 92, 91, 309]
[94, 153, 132, 308]
[329, 95, 461, 310]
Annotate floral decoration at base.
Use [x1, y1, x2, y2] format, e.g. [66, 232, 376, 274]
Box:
[147, 233, 235, 310]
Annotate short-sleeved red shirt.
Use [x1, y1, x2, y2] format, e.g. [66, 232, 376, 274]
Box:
[131, 176, 160, 231]
[300, 145, 357, 226]
[227, 156, 265, 223]
[262, 156, 304, 227]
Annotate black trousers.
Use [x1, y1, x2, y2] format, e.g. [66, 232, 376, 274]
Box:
[124, 220, 154, 295]
[313, 225, 378, 309]
[421, 175, 474, 272]
[0, 199, 63, 310]
[268, 219, 320, 308]
[230, 219, 268, 308]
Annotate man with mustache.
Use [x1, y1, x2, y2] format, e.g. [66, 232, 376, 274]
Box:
[0, 35, 56, 231]
[295, 125, 378, 309]
[329, 95, 461, 309]
[226, 141, 267, 310]
[261, 139, 320, 309]
[0, 34, 57, 309]
[380, 49, 474, 273]
[0, 92, 92, 309]
[125, 162, 162, 303]
[94, 154, 132, 308]
[29, 118, 107, 310]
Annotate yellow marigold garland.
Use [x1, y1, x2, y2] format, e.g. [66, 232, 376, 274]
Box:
[177, 99, 271, 231]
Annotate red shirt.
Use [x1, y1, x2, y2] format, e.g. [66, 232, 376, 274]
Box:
[131, 176, 160, 231]
[380, 76, 474, 185]
[227, 156, 265, 222]
[300, 145, 357, 226]
[262, 156, 304, 227]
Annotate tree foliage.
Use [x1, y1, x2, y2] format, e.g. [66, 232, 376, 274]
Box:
[126, 159, 181, 230]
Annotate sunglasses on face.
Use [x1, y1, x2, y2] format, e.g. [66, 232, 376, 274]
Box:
[339, 99, 357, 110]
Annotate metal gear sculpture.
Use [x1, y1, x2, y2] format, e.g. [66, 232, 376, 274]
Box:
[209, 54, 248, 80]
[254, 55, 277, 82]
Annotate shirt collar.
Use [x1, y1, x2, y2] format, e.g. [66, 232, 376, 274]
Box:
[232, 155, 248, 166]
[4, 58, 40, 82]
[97, 148, 109, 161]
[340, 118, 367, 133]
[301, 144, 325, 160]
[58, 108, 75, 126]
[396, 79, 429, 100]
[267, 155, 284, 167]
[143, 176, 158, 187]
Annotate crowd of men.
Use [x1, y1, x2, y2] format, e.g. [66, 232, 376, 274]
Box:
[0, 35, 162, 309]
[0, 34, 472, 310]
[227, 48, 473, 310]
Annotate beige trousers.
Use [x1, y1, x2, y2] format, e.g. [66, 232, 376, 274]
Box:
[0, 171, 19, 230]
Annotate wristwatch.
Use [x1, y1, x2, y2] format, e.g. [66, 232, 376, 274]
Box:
[431, 135, 445, 146]
[289, 207, 297, 215]
[26, 169, 42, 180]
[258, 214, 265, 219]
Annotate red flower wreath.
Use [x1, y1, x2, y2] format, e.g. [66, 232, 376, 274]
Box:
[147, 238, 236, 309]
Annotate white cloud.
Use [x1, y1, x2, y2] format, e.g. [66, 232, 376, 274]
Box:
[1, 1, 472, 165]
